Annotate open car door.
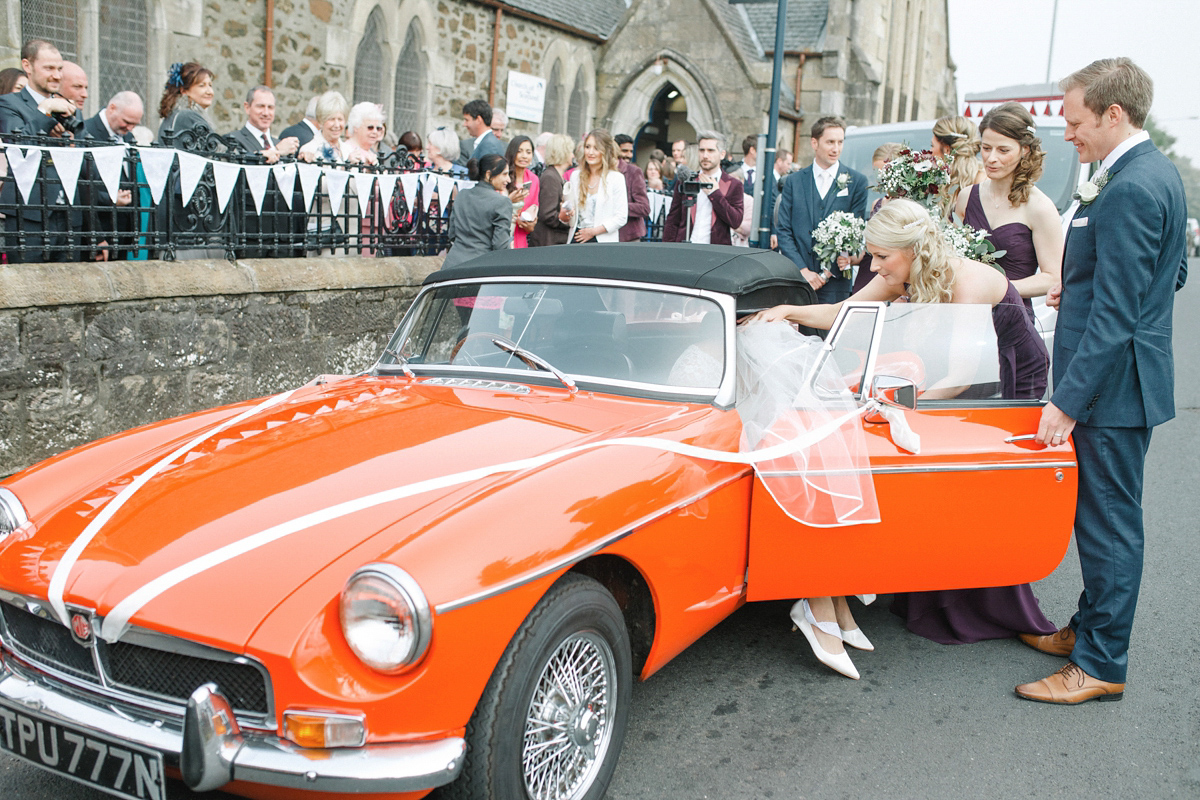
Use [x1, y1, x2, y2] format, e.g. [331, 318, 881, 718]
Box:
[746, 302, 1077, 602]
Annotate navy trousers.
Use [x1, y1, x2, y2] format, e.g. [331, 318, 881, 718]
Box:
[1068, 423, 1153, 684]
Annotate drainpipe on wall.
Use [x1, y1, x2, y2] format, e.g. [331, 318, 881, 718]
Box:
[264, 0, 275, 88]
[489, 7, 503, 106]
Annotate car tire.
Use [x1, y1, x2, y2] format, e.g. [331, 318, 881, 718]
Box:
[440, 573, 632, 800]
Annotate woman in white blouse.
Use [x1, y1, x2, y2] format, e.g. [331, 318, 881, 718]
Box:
[559, 129, 627, 243]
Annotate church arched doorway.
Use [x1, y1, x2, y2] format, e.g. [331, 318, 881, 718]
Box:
[633, 83, 695, 164]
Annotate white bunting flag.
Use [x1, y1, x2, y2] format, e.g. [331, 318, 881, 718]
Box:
[352, 170, 376, 219]
[138, 148, 176, 205]
[271, 162, 296, 209]
[420, 172, 437, 213]
[243, 164, 272, 213]
[48, 147, 85, 204]
[399, 172, 419, 209]
[177, 151, 209, 206]
[322, 165, 352, 216]
[211, 161, 242, 214]
[89, 146, 127, 204]
[5, 145, 42, 204]
[663, 193, 673, 217]
[374, 173, 399, 222]
[297, 162, 323, 213]
[436, 175, 458, 207]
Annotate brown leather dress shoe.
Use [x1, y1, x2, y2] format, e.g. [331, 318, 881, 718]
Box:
[1014, 662, 1124, 704]
[1018, 625, 1075, 656]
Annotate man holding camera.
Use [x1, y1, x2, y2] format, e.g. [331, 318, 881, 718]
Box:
[663, 131, 744, 245]
[0, 39, 84, 263]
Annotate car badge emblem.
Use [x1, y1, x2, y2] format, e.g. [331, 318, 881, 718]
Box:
[70, 612, 94, 646]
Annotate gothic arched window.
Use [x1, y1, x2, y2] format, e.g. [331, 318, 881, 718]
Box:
[393, 22, 426, 135]
[567, 71, 588, 139]
[20, 0, 79, 62]
[542, 60, 563, 134]
[98, 0, 149, 106]
[353, 7, 387, 106]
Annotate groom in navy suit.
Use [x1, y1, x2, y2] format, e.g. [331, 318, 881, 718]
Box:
[775, 116, 868, 303]
[1016, 58, 1188, 705]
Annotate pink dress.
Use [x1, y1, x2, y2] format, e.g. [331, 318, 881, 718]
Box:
[512, 168, 540, 249]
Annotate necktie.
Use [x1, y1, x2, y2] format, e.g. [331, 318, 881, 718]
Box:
[262, 132, 271, 149]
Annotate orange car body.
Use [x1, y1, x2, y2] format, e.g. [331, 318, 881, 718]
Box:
[0, 245, 1075, 800]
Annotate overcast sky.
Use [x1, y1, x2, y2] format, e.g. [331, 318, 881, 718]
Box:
[946, 0, 1200, 163]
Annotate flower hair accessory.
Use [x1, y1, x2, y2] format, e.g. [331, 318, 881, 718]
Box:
[903, 219, 924, 230]
[1026, 125, 1037, 134]
[167, 62, 185, 89]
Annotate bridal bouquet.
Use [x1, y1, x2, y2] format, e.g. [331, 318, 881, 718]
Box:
[812, 212, 866, 278]
[938, 219, 1005, 267]
[874, 148, 950, 210]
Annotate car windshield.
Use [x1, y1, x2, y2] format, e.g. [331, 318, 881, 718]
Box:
[382, 281, 727, 391]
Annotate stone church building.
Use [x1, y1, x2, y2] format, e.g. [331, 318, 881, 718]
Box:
[1, 0, 956, 162]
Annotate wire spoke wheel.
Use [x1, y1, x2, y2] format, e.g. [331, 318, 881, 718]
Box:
[521, 632, 616, 800]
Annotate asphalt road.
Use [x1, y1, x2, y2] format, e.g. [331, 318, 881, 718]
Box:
[2, 263, 1197, 800]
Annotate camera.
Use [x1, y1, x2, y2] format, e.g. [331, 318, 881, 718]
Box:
[680, 178, 709, 197]
[51, 110, 84, 137]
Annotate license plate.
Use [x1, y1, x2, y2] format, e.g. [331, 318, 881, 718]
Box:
[0, 699, 166, 800]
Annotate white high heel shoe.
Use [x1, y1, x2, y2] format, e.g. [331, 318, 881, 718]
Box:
[839, 625, 875, 652]
[790, 599, 860, 680]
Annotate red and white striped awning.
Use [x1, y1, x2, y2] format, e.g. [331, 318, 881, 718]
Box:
[963, 97, 1064, 118]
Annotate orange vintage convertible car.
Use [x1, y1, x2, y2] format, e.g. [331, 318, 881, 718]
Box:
[0, 244, 1075, 800]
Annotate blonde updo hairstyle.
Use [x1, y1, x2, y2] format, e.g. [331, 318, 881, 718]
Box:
[932, 115, 982, 215]
[865, 198, 957, 304]
[978, 102, 1046, 206]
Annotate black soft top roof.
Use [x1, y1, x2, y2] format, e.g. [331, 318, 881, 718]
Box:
[425, 243, 816, 311]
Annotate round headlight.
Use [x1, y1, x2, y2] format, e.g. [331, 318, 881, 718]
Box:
[0, 488, 28, 538]
[339, 564, 431, 674]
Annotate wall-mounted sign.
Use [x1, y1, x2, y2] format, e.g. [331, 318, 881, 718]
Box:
[506, 71, 547, 124]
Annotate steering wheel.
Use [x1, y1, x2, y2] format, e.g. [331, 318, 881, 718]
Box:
[449, 333, 518, 366]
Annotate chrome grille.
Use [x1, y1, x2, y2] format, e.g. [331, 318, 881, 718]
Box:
[0, 597, 271, 721]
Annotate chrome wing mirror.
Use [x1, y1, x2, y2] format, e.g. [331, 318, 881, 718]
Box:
[865, 374, 917, 423]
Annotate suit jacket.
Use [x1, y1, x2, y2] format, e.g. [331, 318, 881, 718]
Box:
[81, 112, 139, 255]
[663, 171, 744, 245]
[227, 125, 274, 156]
[528, 164, 570, 247]
[280, 119, 317, 148]
[456, 131, 505, 166]
[617, 159, 650, 241]
[1052, 139, 1187, 428]
[776, 163, 868, 272]
[0, 88, 71, 221]
[442, 182, 512, 269]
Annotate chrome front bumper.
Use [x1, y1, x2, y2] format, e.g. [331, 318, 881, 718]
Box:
[0, 656, 465, 794]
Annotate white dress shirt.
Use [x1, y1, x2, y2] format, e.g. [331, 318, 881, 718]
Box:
[813, 161, 840, 199]
[689, 168, 722, 244]
[245, 121, 272, 149]
[1100, 129, 1150, 173]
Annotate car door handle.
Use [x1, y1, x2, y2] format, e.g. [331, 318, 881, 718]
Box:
[1005, 434, 1038, 443]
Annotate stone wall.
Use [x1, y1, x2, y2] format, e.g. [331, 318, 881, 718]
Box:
[0, 256, 441, 477]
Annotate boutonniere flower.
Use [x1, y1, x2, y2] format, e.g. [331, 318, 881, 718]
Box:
[837, 173, 851, 190]
[1074, 168, 1110, 205]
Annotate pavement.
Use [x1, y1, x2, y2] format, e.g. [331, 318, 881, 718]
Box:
[1, 263, 1196, 800]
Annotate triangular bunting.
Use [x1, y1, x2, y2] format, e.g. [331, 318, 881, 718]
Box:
[5, 145, 42, 204]
[177, 151, 209, 206]
[352, 170, 375, 218]
[138, 148, 176, 205]
[89, 145, 126, 204]
[322, 166, 351, 216]
[48, 147, 85, 204]
[271, 162, 296, 209]
[297, 162, 322, 212]
[455, 178, 475, 193]
[374, 173, 399, 223]
[243, 164, 272, 213]
[436, 174, 458, 207]
[211, 161, 242, 214]
[420, 173, 437, 213]
[399, 172, 419, 206]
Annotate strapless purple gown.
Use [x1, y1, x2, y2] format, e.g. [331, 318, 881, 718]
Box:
[890, 280, 1053, 645]
[963, 185, 1038, 315]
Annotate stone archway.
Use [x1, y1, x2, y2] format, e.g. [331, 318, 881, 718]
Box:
[604, 51, 723, 145]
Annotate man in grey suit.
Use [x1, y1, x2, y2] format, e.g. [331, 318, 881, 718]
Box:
[1016, 58, 1188, 705]
[83, 92, 143, 258]
[775, 117, 868, 304]
[227, 86, 300, 163]
[0, 40, 81, 262]
[456, 99, 505, 167]
[227, 86, 301, 257]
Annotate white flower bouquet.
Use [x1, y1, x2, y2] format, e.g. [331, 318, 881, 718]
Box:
[812, 211, 866, 278]
[874, 148, 951, 210]
[937, 219, 1006, 268]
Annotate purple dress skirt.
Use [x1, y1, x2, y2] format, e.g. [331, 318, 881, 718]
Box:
[962, 184, 1038, 317]
[890, 281, 1054, 644]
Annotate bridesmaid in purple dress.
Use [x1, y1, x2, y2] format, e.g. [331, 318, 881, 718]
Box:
[748, 198, 1054, 676]
[954, 103, 1063, 310]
